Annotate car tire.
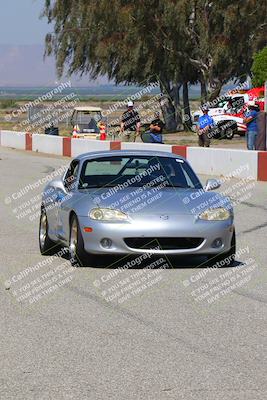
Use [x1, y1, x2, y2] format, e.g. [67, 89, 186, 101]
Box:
[39, 207, 60, 255]
[207, 230, 236, 267]
[217, 121, 237, 140]
[225, 127, 235, 140]
[69, 214, 92, 267]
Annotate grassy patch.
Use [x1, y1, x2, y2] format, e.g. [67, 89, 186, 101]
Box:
[0, 99, 18, 109]
[0, 121, 17, 130]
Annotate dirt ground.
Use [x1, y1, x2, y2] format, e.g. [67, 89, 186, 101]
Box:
[163, 132, 247, 148]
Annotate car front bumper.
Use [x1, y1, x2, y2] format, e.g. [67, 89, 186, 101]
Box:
[78, 214, 234, 256]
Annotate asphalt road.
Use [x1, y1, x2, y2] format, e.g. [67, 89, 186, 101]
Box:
[0, 147, 267, 400]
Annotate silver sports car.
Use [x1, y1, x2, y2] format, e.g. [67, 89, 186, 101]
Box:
[39, 150, 236, 267]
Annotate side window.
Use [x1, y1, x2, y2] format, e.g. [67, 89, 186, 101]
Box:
[64, 160, 79, 190]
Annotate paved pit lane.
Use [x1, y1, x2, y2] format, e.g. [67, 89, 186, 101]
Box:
[0, 147, 267, 400]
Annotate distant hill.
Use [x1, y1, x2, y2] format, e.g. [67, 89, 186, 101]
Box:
[0, 85, 160, 100]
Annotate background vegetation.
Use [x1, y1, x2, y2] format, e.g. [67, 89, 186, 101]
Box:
[43, 0, 267, 130]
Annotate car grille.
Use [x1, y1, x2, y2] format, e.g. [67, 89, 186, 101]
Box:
[124, 237, 204, 250]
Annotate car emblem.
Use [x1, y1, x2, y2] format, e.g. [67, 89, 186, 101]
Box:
[160, 215, 169, 220]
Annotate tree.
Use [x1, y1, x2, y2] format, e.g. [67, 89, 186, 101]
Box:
[43, 0, 199, 130]
[252, 46, 267, 87]
[42, 0, 267, 129]
[178, 0, 267, 102]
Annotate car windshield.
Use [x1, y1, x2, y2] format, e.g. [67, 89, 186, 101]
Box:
[78, 156, 202, 190]
[209, 98, 230, 108]
[72, 111, 102, 132]
[75, 111, 102, 124]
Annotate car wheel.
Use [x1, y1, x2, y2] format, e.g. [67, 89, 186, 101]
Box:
[69, 215, 91, 267]
[225, 127, 235, 140]
[217, 121, 237, 140]
[207, 230, 236, 267]
[39, 208, 60, 255]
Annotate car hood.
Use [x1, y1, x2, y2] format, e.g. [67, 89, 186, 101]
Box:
[75, 187, 232, 217]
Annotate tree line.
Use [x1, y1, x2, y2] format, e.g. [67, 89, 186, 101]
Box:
[43, 0, 267, 130]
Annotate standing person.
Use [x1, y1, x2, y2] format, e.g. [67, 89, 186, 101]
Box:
[244, 101, 259, 150]
[120, 101, 141, 142]
[197, 105, 215, 147]
[143, 111, 165, 143]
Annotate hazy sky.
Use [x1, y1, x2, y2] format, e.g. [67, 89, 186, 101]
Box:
[0, 0, 49, 45]
[0, 1, 111, 85]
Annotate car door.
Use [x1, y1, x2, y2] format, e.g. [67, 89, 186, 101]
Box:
[56, 160, 80, 241]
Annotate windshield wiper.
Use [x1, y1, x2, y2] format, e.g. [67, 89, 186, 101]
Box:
[163, 184, 190, 188]
[79, 185, 102, 189]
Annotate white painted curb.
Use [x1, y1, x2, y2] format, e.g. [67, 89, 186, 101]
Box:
[187, 147, 258, 180]
[71, 138, 110, 158]
[32, 134, 63, 155]
[0, 130, 25, 149]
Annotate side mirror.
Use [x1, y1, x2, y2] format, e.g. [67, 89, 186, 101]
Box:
[205, 178, 221, 191]
[52, 179, 68, 193]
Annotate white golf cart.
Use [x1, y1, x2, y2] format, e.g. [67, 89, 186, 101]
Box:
[70, 106, 107, 139]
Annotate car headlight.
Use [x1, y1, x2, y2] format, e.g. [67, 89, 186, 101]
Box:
[199, 207, 231, 221]
[89, 208, 128, 221]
